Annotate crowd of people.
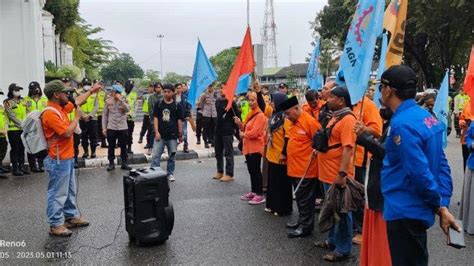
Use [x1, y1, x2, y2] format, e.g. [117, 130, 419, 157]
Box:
[3, 64, 473, 265]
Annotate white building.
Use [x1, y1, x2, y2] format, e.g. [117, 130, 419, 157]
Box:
[0, 0, 73, 97]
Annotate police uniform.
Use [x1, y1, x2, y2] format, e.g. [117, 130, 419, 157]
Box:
[123, 80, 138, 153]
[78, 78, 98, 158]
[139, 92, 152, 148]
[0, 103, 8, 178]
[4, 83, 29, 176]
[97, 88, 108, 148]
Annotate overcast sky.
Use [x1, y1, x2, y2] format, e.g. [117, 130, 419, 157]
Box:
[79, 0, 327, 76]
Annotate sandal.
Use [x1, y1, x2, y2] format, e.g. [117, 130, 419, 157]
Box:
[314, 240, 335, 250]
[323, 251, 350, 262]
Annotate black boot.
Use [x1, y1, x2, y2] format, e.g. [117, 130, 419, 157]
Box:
[90, 147, 96, 159]
[106, 161, 115, 171]
[121, 161, 132, 170]
[74, 158, 79, 169]
[38, 161, 45, 172]
[127, 145, 133, 154]
[0, 169, 7, 179]
[29, 159, 40, 173]
[183, 143, 189, 153]
[82, 147, 89, 159]
[21, 164, 31, 175]
[12, 164, 23, 176]
[138, 136, 143, 144]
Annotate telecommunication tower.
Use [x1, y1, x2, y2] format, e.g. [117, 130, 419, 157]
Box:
[261, 0, 278, 68]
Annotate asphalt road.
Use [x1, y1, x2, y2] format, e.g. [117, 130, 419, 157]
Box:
[0, 134, 472, 265]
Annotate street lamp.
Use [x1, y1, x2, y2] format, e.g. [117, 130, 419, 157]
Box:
[157, 34, 164, 79]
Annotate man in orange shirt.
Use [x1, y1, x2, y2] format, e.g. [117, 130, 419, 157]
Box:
[352, 94, 383, 241]
[315, 85, 356, 262]
[42, 80, 100, 237]
[302, 90, 324, 120]
[281, 97, 321, 238]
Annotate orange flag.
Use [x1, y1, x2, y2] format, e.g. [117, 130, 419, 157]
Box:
[222, 27, 256, 110]
[464, 45, 474, 111]
[383, 0, 408, 68]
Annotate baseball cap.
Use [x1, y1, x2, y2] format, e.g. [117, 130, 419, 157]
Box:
[380, 65, 417, 90]
[44, 80, 73, 98]
[61, 77, 70, 83]
[28, 81, 41, 90]
[278, 83, 288, 88]
[81, 78, 92, 86]
[330, 85, 352, 107]
[8, 83, 23, 91]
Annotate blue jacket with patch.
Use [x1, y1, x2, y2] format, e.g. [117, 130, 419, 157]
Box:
[381, 99, 453, 227]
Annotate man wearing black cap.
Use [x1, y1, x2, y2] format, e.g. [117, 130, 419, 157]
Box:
[281, 96, 321, 238]
[78, 78, 99, 159]
[278, 83, 289, 95]
[315, 85, 356, 262]
[379, 65, 458, 265]
[124, 80, 138, 154]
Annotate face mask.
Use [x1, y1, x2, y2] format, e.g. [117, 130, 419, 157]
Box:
[379, 108, 393, 121]
[13, 91, 21, 97]
[83, 85, 91, 91]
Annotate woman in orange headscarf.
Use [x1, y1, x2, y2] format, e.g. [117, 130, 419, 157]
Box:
[234, 92, 268, 205]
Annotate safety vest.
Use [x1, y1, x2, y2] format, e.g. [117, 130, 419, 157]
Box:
[124, 91, 138, 120]
[24, 96, 48, 113]
[142, 94, 149, 114]
[82, 93, 98, 118]
[97, 90, 107, 114]
[6, 99, 27, 131]
[0, 105, 7, 137]
[455, 94, 470, 112]
[240, 100, 250, 121]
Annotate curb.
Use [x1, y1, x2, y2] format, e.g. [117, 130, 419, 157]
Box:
[80, 147, 242, 168]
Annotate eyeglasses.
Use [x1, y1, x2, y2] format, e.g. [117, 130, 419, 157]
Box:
[378, 84, 387, 92]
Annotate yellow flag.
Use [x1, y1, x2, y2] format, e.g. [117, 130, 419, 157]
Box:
[383, 0, 408, 68]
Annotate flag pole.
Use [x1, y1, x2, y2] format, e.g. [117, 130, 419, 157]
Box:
[247, 0, 250, 26]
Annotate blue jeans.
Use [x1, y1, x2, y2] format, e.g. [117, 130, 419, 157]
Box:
[44, 157, 79, 227]
[151, 139, 177, 175]
[323, 183, 353, 255]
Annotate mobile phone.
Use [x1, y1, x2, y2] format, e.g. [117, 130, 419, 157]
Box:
[447, 219, 466, 249]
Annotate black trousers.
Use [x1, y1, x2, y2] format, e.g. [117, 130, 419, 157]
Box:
[387, 219, 428, 266]
[127, 120, 135, 150]
[27, 150, 47, 169]
[80, 120, 98, 152]
[245, 153, 263, 195]
[462, 144, 469, 172]
[97, 115, 107, 145]
[0, 137, 7, 164]
[107, 129, 128, 162]
[215, 134, 234, 176]
[291, 177, 318, 230]
[202, 116, 216, 144]
[73, 133, 80, 160]
[353, 166, 367, 233]
[266, 162, 293, 215]
[196, 113, 203, 141]
[7, 130, 24, 166]
[454, 114, 461, 136]
[140, 115, 151, 138]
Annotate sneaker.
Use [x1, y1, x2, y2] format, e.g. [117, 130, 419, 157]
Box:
[168, 175, 176, 182]
[65, 217, 90, 228]
[352, 234, 363, 245]
[220, 175, 234, 182]
[50, 225, 73, 237]
[248, 195, 266, 205]
[264, 208, 273, 213]
[213, 172, 223, 179]
[240, 192, 256, 201]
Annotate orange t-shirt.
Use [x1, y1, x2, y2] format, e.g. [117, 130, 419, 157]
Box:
[302, 100, 324, 120]
[460, 101, 474, 144]
[42, 101, 75, 160]
[287, 112, 321, 178]
[352, 97, 382, 167]
[318, 113, 357, 184]
[266, 119, 292, 164]
[242, 111, 268, 156]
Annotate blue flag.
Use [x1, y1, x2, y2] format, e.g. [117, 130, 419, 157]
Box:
[307, 39, 323, 89]
[236, 73, 251, 94]
[339, 0, 384, 105]
[434, 70, 450, 149]
[374, 32, 388, 108]
[188, 40, 218, 108]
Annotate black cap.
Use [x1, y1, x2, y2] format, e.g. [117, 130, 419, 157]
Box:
[381, 65, 417, 91]
[8, 83, 23, 91]
[330, 85, 352, 107]
[28, 81, 40, 90]
[279, 96, 299, 111]
[81, 78, 92, 86]
[278, 83, 288, 88]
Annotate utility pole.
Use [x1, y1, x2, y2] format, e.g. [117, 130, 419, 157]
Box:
[157, 34, 164, 79]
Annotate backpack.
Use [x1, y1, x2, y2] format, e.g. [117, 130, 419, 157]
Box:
[21, 107, 82, 155]
[312, 112, 354, 153]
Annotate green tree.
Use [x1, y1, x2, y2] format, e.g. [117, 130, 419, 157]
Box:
[100, 53, 144, 83]
[319, 39, 339, 80]
[210, 47, 240, 83]
[286, 70, 297, 88]
[44, 0, 80, 38]
[136, 69, 161, 88]
[162, 72, 191, 85]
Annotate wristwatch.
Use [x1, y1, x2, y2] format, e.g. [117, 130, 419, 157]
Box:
[338, 171, 347, 178]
